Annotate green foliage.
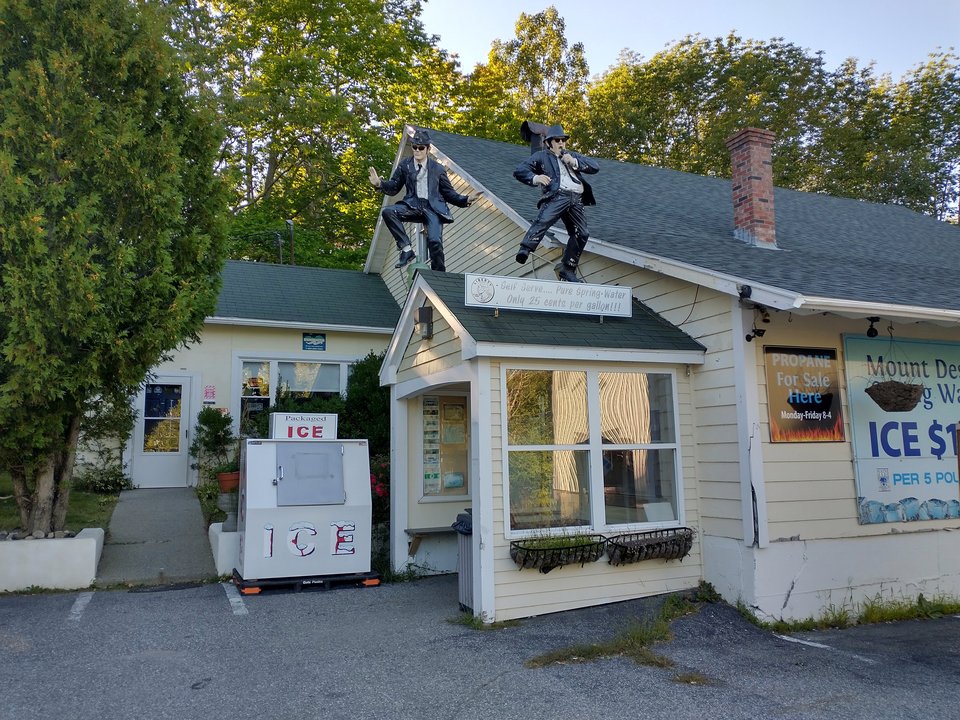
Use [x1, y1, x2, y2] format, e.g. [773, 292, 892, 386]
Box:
[370, 453, 390, 526]
[0, 0, 228, 534]
[189, 408, 238, 484]
[72, 465, 133, 495]
[73, 393, 136, 494]
[694, 580, 723, 604]
[448, 612, 520, 631]
[342, 350, 390, 456]
[460, 7, 589, 142]
[0, 472, 118, 533]
[525, 590, 698, 668]
[167, 0, 445, 265]
[741, 592, 960, 631]
[195, 479, 226, 527]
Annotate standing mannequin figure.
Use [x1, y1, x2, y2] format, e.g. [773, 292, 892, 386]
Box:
[369, 129, 482, 271]
[513, 124, 599, 282]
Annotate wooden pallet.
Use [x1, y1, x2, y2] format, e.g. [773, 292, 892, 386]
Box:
[232, 568, 380, 595]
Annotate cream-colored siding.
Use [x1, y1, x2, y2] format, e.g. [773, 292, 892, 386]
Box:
[396, 311, 463, 384]
[152, 323, 390, 415]
[489, 359, 702, 621]
[756, 315, 960, 542]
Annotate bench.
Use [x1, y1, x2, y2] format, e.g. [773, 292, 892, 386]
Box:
[404, 526, 456, 556]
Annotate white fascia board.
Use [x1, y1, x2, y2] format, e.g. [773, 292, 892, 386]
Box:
[470, 342, 705, 365]
[392, 364, 474, 400]
[792, 296, 960, 324]
[378, 273, 479, 387]
[205, 317, 393, 334]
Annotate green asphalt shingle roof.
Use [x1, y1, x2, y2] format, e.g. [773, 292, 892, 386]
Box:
[429, 129, 960, 312]
[419, 270, 704, 353]
[214, 260, 400, 328]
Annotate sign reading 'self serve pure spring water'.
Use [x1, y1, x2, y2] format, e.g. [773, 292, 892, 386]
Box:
[843, 335, 960, 524]
[464, 273, 632, 317]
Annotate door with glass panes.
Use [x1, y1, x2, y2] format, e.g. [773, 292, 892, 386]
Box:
[130, 377, 193, 488]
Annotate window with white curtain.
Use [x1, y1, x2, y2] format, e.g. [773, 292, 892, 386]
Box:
[505, 368, 681, 535]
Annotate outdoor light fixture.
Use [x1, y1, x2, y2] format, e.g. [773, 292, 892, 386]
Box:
[759, 307, 771, 323]
[415, 306, 434, 340]
[866, 317, 880, 338]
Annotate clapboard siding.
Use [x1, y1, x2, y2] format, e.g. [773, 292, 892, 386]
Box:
[489, 359, 702, 621]
[396, 314, 462, 384]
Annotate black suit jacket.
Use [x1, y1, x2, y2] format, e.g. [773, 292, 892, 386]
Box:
[377, 157, 470, 223]
[514, 149, 599, 208]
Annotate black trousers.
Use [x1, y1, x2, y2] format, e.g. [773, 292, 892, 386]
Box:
[519, 190, 589, 267]
[382, 199, 446, 271]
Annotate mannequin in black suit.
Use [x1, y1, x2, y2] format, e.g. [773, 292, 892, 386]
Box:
[369, 129, 482, 271]
[513, 124, 599, 282]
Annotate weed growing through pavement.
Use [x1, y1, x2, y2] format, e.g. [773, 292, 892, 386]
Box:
[738, 592, 960, 631]
[525, 591, 702, 670]
[448, 612, 521, 631]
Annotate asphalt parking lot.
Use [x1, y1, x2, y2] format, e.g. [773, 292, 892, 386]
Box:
[2, 574, 958, 720]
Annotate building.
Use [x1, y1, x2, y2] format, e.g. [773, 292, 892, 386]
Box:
[371, 125, 960, 622]
[126, 260, 399, 488]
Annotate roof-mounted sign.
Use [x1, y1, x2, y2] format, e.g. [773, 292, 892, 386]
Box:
[464, 274, 632, 317]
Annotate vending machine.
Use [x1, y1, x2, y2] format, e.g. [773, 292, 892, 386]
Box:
[234, 438, 377, 590]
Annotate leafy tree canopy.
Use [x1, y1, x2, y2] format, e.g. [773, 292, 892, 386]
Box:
[0, 0, 228, 532]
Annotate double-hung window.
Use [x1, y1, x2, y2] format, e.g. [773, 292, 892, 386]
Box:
[505, 368, 681, 535]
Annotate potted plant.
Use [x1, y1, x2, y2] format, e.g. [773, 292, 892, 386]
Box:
[189, 407, 239, 488]
[213, 456, 241, 493]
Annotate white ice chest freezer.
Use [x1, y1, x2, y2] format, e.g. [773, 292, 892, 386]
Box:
[236, 438, 373, 582]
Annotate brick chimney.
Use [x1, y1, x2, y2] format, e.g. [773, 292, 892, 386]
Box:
[725, 128, 777, 248]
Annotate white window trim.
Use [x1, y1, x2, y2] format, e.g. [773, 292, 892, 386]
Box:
[231, 351, 357, 428]
[417, 391, 472, 504]
[501, 364, 685, 540]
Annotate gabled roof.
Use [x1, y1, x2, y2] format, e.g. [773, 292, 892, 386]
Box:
[211, 260, 400, 331]
[426, 129, 960, 318]
[416, 270, 704, 354]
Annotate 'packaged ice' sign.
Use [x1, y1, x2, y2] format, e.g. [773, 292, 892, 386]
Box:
[269, 412, 338, 440]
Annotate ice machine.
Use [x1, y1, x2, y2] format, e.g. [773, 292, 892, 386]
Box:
[236, 438, 373, 582]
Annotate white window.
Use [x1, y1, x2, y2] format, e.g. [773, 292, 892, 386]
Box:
[236, 358, 350, 429]
[504, 368, 681, 535]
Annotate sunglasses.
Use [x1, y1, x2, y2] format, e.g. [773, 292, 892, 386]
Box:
[411, 144, 428, 151]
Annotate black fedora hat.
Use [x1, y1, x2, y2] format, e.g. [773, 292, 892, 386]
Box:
[544, 124, 569, 142]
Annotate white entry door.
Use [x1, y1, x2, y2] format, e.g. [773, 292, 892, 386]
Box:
[131, 377, 193, 488]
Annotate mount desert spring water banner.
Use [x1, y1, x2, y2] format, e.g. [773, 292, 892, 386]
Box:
[843, 335, 960, 524]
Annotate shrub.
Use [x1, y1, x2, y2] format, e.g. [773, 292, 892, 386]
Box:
[73, 465, 133, 494]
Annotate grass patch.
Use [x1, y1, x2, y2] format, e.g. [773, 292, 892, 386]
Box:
[673, 671, 714, 685]
[448, 612, 521, 631]
[0, 472, 119, 533]
[739, 592, 960, 632]
[525, 591, 699, 669]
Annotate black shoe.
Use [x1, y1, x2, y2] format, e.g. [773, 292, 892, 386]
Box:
[554, 263, 584, 283]
[395, 249, 416, 268]
[515, 247, 530, 264]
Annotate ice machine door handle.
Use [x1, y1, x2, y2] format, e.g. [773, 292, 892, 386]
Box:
[273, 464, 284, 486]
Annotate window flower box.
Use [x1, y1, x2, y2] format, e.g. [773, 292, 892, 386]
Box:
[509, 534, 607, 574]
[606, 527, 695, 565]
